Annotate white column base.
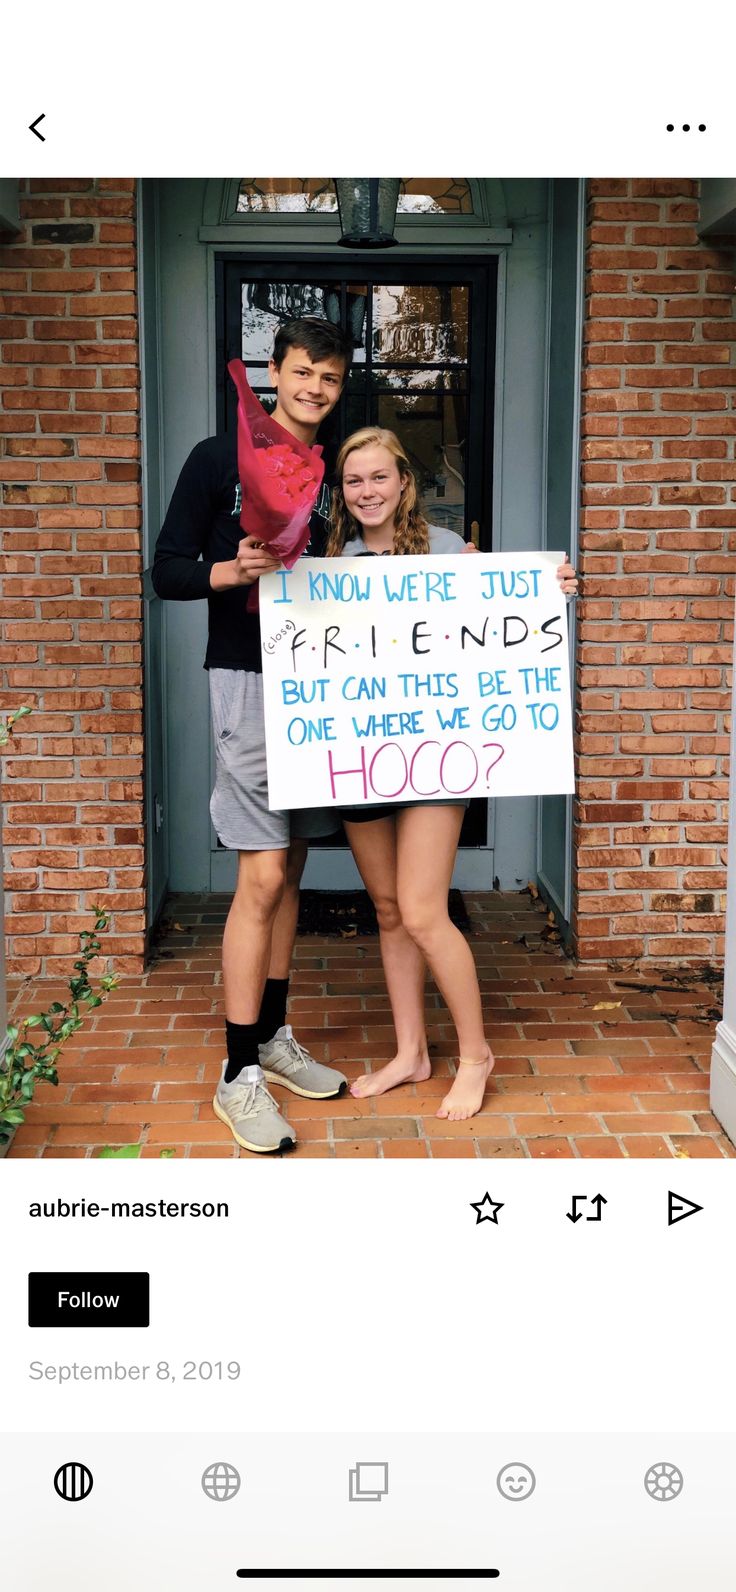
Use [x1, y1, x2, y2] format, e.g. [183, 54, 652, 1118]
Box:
[710, 1019, 736, 1145]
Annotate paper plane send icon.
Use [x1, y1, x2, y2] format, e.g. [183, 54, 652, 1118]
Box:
[668, 1191, 703, 1227]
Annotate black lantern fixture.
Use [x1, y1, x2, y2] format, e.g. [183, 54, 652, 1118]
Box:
[334, 179, 400, 248]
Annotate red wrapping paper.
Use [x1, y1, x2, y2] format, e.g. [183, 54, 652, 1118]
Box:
[228, 359, 325, 612]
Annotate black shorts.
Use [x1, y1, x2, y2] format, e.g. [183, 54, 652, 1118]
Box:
[340, 799, 471, 825]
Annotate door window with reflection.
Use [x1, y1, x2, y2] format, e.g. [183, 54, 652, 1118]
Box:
[225, 267, 491, 545]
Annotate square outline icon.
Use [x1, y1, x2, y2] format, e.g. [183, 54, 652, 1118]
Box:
[348, 1462, 389, 1501]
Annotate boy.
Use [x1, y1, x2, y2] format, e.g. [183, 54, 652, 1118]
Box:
[152, 318, 353, 1153]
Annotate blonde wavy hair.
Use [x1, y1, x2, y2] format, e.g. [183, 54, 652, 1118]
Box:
[325, 426, 430, 557]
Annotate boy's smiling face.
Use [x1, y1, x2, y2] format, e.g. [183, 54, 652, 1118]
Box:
[268, 345, 345, 441]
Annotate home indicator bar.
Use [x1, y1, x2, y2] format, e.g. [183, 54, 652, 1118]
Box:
[236, 1572, 501, 1582]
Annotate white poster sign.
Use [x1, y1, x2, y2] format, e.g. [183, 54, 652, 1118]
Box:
[260, 552, 575, 809]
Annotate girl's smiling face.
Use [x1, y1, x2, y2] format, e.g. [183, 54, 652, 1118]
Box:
[342, 444, 408, 540]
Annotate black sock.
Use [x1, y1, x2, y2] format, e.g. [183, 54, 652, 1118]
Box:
[256, 977, 289, 1045]
[224, 1019, 261, 1083]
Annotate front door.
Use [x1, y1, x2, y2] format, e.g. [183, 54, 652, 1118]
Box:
[211, 256, 498, 891]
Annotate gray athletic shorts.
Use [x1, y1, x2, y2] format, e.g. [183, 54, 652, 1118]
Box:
[209, 669, 339, 851]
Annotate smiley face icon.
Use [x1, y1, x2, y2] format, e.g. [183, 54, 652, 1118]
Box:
[497, 1462, 536, 1502]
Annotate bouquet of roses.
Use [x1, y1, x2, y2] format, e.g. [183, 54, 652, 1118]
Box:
[228, 358, 325, 610]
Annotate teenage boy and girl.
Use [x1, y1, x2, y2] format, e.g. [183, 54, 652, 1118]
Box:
[153, 317, 578, 1154]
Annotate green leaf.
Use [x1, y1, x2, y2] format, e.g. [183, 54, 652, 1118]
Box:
[0, 907, 116, 1138]
[98, 1144, 142, 1159]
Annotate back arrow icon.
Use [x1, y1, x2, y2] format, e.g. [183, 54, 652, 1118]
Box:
[29, 114, 46, 141]
[668, 1191, 703, 1227]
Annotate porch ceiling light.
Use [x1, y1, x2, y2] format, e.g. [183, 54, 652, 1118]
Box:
[334, 179, 400, 248]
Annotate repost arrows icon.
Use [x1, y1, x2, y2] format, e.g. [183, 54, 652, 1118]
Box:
[668, 1191, 703, 1227]
[29, 114, 46, 141]
[566, 1193, 607, 1223]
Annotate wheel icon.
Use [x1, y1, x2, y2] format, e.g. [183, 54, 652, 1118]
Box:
[644, 1461, 683, 1502]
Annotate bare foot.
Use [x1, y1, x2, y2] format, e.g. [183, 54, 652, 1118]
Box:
[350, 1051, 432, 1098]
[436, 1048, 494, 1121]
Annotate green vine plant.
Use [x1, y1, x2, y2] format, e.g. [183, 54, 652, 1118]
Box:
[1, 909, 118, 1146]
[1, 705, 118, 1146]
[0, 702, 33, 747]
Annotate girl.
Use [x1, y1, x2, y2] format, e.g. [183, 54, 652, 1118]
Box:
[325, 427, 578, 1121]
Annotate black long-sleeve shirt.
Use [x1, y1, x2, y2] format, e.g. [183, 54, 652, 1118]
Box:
[151, 432, 331, 672]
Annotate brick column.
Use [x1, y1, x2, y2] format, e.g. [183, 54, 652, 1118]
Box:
[711, 644, 736, 1138]
[574, 178, 735, 966]
[0, 179, 145, 976]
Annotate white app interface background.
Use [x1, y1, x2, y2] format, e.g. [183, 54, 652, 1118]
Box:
[1, 2, 735, 1585]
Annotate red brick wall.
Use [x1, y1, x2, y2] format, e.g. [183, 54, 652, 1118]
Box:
[575, 178, 735, 966]
[0, 178, 145, 976]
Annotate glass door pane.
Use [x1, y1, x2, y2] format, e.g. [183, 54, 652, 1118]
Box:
[217, 256, 497, 850]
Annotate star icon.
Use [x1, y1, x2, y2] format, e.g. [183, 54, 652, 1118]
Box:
[471, 1192, 504, 1225]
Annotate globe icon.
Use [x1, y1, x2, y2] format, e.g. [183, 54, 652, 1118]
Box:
[201, 1461, 241, 1502]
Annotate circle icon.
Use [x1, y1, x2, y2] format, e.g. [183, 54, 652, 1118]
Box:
[201, 1461, 241, 1502]
[54, 1461, 93, 1502]
[644, 1461, 683, 1502]
[497, 1462, 536, 1502]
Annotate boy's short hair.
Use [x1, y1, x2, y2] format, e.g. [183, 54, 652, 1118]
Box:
[272, 317, 353, 377]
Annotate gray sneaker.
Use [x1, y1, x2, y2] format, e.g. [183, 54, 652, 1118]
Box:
[259, 1025, 348, 1099]
[213, 1063, 296, 1153]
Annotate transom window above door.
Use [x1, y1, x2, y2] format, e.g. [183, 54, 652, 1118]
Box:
[236, 179, 474, 215]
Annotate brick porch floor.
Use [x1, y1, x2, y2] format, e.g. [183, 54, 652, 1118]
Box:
[6, 891, 732, 1160]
